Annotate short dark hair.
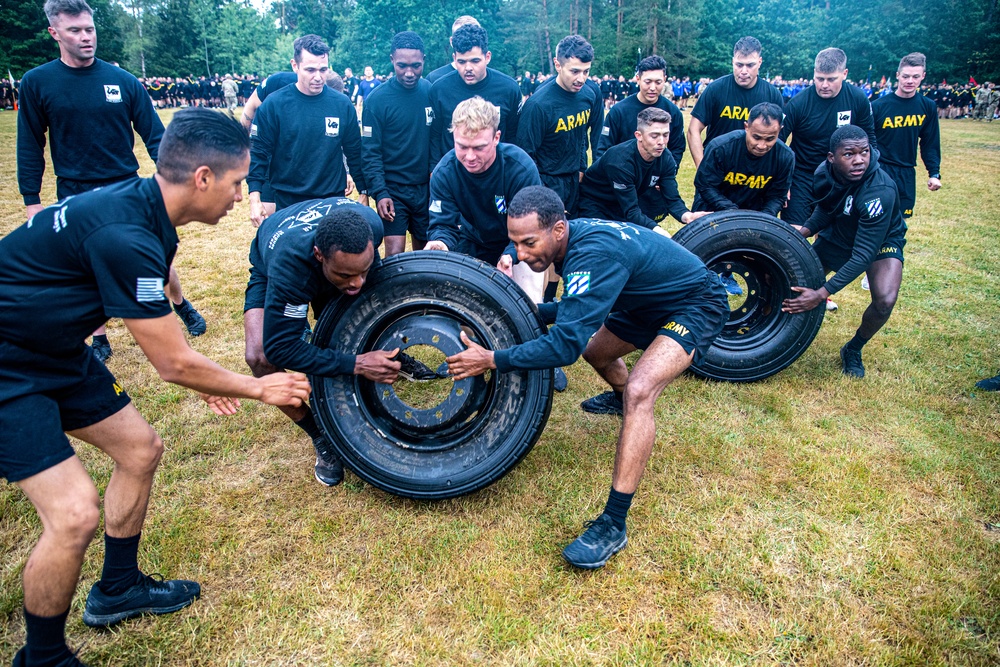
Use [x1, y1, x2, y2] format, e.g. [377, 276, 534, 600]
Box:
[293, 34, 330, 63]
[508, 186, 567, 230]
[44, 0, 92, 24]
[733, 36, 762, 58]
[829, 125, 868, 153]
[556, 35, 594, 63]
[451, 24, 488, 55]
[314, 209, 374, 257]
[898, 52, 926, 72]
[815, 47, 847, 73]
[636, 55, 667, 77]
[156, 108, 250, 184]
[747, 102, 783, 127]
[391, 31, 425, 55]
[637, 107, 671, 131]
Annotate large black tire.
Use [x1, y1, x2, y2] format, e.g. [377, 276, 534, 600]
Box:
[672, 210, 826, 382]
[309, 251, 553, 500]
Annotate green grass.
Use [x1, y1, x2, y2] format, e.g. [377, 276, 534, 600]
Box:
[1, 107, 999, 665]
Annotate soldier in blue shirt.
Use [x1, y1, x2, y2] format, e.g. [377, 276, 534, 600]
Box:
[446, 186, 729, 569]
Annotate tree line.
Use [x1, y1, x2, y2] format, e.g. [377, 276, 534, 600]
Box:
[2, 0, 997, 83]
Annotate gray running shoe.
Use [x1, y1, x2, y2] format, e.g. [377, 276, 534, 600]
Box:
[562, 514, 628, 569]
[313, 436, 344, 486]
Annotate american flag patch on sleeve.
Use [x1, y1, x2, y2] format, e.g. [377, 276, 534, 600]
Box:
[136, 277, 165, 302]
[283, 303, 309, 318]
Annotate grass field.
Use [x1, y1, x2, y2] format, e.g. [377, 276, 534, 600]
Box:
[1, 107, 999, 666]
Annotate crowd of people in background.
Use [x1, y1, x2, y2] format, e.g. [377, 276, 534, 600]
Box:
[1, 67, 996, 121]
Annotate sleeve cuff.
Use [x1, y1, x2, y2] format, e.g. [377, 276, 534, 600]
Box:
[493, 349, 513, 373]
[23, 194, 41, 206]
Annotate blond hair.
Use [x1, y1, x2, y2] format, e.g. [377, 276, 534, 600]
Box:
[450, 96, 500, 135]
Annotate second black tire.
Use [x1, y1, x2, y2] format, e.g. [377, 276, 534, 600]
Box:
[671, 210, 826, 382]
[309, 251, 553, 500]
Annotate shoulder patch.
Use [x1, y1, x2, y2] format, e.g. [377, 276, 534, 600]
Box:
[136, 277, 165, 303]
[612, 182, 628, 190]
[362, 126, 373, 138]
[283, 303, 309, 318]
[565, 271, 591, 296]
[843, 195, 854, 215]
[864, 198, 883, 218]
[601, 126, 610, 136]
[429, 200, 442, 213]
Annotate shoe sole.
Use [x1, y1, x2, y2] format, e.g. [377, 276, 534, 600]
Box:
[580, 403, 623, 416]
[563, 535, 628, 570]
[82, 595, 198, 628]
[840, 349, 865, 378]
[314, 469, 343, 486]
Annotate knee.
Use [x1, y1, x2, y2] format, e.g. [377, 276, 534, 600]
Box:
[873, 292, 898, 318]
[51, 489, 101, 550]
[123, 431, 164, 476]
[245, 349, 276, 378]
[622, 380, 658, 412]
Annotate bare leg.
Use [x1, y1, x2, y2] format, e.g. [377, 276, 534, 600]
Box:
[165, 265, 184, 306]
[612, 336, 693, 494]
[384, 235, 407, 257]
[243, 308, 309, 422]
[581, 326, 636, 393]
[856, 257, 902, 340]
[18, 458, 101, 616]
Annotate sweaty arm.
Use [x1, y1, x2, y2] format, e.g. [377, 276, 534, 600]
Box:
[240, 89, 262, 132]
[126, 315, 309, 407]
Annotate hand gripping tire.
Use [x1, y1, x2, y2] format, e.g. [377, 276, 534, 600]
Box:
[309, 251, 554, 500]
[671, 210, 826, 382]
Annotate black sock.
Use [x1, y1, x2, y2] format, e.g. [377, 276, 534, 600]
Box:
[23, 606, 71, 664]
[172, 298, 190, 313]
[98, 533, 142, 596]
[603, 488, 634, 530]
[295, 412, 323, 441]
[543, 281, 559, 303]
[92, 334, 109, 346]
[845, 332, 870, 352]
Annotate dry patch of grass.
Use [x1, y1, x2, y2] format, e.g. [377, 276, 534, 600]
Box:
[1, 108, 999, 665]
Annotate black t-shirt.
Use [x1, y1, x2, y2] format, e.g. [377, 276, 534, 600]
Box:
[579, 139, 688, 227]
[361, 76, 434, 200]
[428, 143, 541, 255]
[251, 197, 384, 376]
[516, 77, 602, 176]
[871, 93, 941, 175]
[248, 85, 366, 206]
[256, 71, 297, 102]
[16, 58, 164, 205]
[0, 178, 177, 356]
[805, 154, 907, 294]
[493, 219, 712, 371]
[690, 74, 783, 148]
[692, 130, 795, 216]
[594, 93, 686, 166]
[428, 69, 522, 167]
[779, 83, 877, 174]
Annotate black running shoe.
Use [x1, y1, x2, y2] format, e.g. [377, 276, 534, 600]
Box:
[580, 390, 623, 415]
[173, 299, 207, 336]
[840, 344, 865, 378]
[91, 338, 112, 364]
[562, 514, 628, 569]
[82, 574, 200, 628]
[12, 647, 89, 666]
[394, 351, 448, 381]
[553, 367, 568, 392]
[312, 436, 344, 486]
[975, 373, 1000, 392]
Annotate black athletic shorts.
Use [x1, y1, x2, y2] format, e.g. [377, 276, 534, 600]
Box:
[56, 172, 138, 201]
[540, 172, 580, 218]
[881, 163, 917, 218]
[454, 232, 507, 267]
[0, 340, 131, 482]
[781, 167, 816, 224]
[244, 237, 268, 312]
[381, 182, 429, 241]
[604, 271, 729, 359]
[813, 234, 906, 273]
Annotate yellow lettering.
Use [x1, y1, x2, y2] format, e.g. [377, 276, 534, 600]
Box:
[724, 172, 735, 185]
[664, 321, 690, 337]
[555, 117, 568, 133]
[758, 175, 772, 188]
[882, 116, 895, 129]
[917, 114, 925, 125]
[567, 115, 577, 130]
[720, 106, 733, 119]
[894, 115, 904, 128]
[735, 106, 748, 120]
[112, 382, 124, 396]
[735, 173, 747, 185]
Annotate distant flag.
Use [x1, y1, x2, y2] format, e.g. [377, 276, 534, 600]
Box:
[7, 70, 15, 111]
[970, 76, 977, 85]
[941, 78, 948, 85]
[879, 75, 886, 86]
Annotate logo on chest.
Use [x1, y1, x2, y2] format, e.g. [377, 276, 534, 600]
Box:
[649, 175, 660, 187]
[843, 195, 854, 215]
[495, 195, 507, 214]
[104, 85, 122, 103]
[836, 110, 852, 126]
[425, 107, 434, 126]
[325, 117, 340, 137]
